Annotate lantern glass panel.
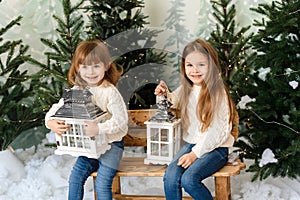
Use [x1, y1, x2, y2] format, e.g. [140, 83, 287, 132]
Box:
[69, 126, 75, 135]
[161, 129, 169, 142]
[161, 144, 169, 157]
[69, 128, 74, 136]
[62, 136, 67, 146]
[84, 138, 91, 149]
[70, 137, 75, 147]
[150, 128, 159, 141]
[78, 138, 83, 148]
[151, 143, 159, 156]
[75, 125, 80, 135]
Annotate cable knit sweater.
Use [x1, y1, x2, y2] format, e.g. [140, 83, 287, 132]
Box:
[45, 80, 128, 143]
[166, 85, 234, 158]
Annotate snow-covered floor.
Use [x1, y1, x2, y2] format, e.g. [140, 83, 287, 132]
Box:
[0, 134, 299, 200]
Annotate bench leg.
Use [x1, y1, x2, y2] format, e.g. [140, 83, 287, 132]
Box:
[214, 176, 231, 200]
[93, 176, 97, 200]
[112, 176, 121, 197]
[93, 176, 120, 200]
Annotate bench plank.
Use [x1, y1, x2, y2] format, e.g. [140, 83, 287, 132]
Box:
[91, 157, 245, 178]
[115, 157, 167, 176]
[112, 194, 192, 200]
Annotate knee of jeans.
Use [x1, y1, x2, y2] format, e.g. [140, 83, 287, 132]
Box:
[95, 165, 116, 186]
[181, 173, 191, 190]
[69, 170, 85, 185]
[69, 156, 97, 183]
[181, 171, 198, 190]
[163, 169, 180, 188]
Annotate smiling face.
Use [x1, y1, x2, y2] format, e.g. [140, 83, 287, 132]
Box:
[184, 51, 208, 86]
[79, 62, 106, 87]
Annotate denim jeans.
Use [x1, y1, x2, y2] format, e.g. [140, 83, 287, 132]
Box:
[163, 142, 228, 200]
[68, 140, 124, 200]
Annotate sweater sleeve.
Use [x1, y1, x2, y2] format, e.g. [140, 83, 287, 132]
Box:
[97, 87, 128, 136]
[44, 98, 64, 129]
[191, 97, 234, 158]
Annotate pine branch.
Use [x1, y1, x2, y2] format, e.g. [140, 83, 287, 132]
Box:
[34, 0, 85, 111]
[0, 16, 22, 36]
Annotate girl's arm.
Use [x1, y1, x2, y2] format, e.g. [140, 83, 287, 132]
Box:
[96, 87, 128, 136]
[45, 98, 64, 128]
[191, 96, 234, 158]
[45, 99, 69, 135]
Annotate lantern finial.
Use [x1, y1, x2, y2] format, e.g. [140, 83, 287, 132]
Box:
[149, 95, 176, 122]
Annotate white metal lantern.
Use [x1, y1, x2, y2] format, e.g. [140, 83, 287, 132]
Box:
[144, 96, 182, 165]
[51, 88, 111, 159]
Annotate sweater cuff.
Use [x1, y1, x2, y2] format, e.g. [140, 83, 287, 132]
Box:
[191, 145, 202, 158]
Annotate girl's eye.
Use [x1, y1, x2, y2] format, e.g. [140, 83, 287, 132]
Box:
[186, 63, 193, 67]
[93, 64, 100, 68]
[81, 65, 87, 69]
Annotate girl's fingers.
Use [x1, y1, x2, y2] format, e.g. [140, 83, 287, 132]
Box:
[154, 81, 167, 95]
[160, 80, 166, 87]
[177, 156, 184, 166]
[57, 124, 69, 134]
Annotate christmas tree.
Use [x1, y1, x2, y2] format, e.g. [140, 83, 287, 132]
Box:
[0, 16, 44, 150]
[86, 0, 166, 73]
[235, 0, 300, 180]
[162, 0, 191, 68]
[207, 0, 256, 161]
[196, 0, 214, 39]
[32, 0, 85, 111]
[208, 0, 255, 93]
[160, 0, 191, 91]
[85, 0, 166, 108]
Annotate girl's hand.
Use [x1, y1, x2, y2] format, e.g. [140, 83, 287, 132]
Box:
[47, 119, 69, 136]
[154, 80, 168, 96]
[84, 120, 99, 137]
[177, 151, 197, 169]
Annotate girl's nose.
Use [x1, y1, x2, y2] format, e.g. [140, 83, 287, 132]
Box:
[87, 66, 94, 74]
[192, 65, 200, 71]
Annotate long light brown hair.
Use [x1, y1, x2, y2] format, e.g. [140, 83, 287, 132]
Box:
[178, 39, 235, 132]
[68, 40, 121, 87]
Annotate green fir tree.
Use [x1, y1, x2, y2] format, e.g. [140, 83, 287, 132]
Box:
[86, 0, 166, 73]
[208, 0, 255, 99]
[32, 0, 85, 112]
[85, 0, 166, 108]
[235, 0, 300, 181]
[0, 16, 44, 150]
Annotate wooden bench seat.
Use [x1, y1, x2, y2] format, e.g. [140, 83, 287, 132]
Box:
[91, 109, 245, 200]
[91, 157, 245, 200]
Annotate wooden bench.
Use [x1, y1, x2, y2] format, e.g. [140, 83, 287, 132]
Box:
[91, 109, 245, 200]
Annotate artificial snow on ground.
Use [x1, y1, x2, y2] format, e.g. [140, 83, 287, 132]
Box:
[0, 132, 299, 200]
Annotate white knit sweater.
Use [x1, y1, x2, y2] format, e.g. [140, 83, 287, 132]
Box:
[45, 80, 128, 143]
[166, 85, 234, 158]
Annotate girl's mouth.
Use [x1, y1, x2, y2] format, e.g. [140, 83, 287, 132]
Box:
[85, 76, 98, 80]
[191, 74, 202, 78]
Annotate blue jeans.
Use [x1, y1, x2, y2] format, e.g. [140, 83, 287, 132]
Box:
[163, 143, 228, 200]
[68, 140, 124, 200]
